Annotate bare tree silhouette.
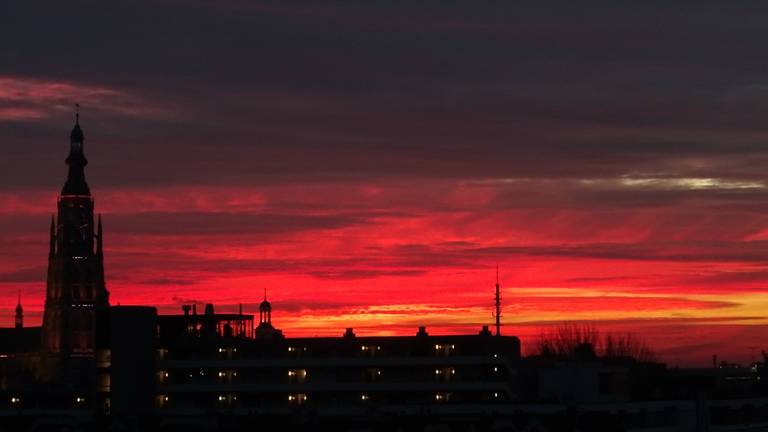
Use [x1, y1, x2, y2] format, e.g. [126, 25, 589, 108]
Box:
[535, 322, 656, 362]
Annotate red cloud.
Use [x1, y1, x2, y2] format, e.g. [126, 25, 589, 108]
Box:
[1, 178, 767, 367]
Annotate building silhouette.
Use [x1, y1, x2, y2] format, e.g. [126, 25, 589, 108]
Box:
[39, 112, 110, 387]
[0, 117, 766, 431]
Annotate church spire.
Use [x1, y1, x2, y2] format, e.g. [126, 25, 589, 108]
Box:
[62, 104, 90, 196]
[42, 115, 109, 373]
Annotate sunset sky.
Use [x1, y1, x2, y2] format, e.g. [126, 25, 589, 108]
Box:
[2, 2, 768, 366]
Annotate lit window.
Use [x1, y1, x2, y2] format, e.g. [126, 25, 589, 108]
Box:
[361, 394, 369, 401]
[288, 393, 308, 403]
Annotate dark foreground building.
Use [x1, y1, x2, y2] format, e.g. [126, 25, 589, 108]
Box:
[0, 119, 767, 431]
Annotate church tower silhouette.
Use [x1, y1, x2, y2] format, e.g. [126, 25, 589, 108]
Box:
[41, 107, 110, 381]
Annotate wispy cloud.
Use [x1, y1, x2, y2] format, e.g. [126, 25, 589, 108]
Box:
[0, 75, 164, 121]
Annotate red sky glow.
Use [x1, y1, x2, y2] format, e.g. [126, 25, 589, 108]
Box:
[3, 2, 768, 367]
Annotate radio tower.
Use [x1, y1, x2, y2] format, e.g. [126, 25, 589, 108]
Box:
[494, 264, 502, 336]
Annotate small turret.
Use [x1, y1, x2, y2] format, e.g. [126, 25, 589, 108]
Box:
[259, 288, 272, 326]
[14, 291, 23, 329]
[255, 288, 283, 340]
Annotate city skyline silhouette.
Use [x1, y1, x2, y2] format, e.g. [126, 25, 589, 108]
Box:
[3, 3, 768, 431]
[2, 2, 768, 370]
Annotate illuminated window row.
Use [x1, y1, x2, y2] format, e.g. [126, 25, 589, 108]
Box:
[9, 396, 87, 406]
[155, 391, 503, 408]
[160, 369, 239, 382]
[158, 365, 507, 382]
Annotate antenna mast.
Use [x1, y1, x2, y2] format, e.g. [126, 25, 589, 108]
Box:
[494, 264, 502, 336]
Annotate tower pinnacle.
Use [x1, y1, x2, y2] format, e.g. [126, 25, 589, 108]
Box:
[62, 104, 90, 196]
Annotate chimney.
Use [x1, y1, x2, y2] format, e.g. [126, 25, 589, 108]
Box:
[182, 305, 191, 316]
